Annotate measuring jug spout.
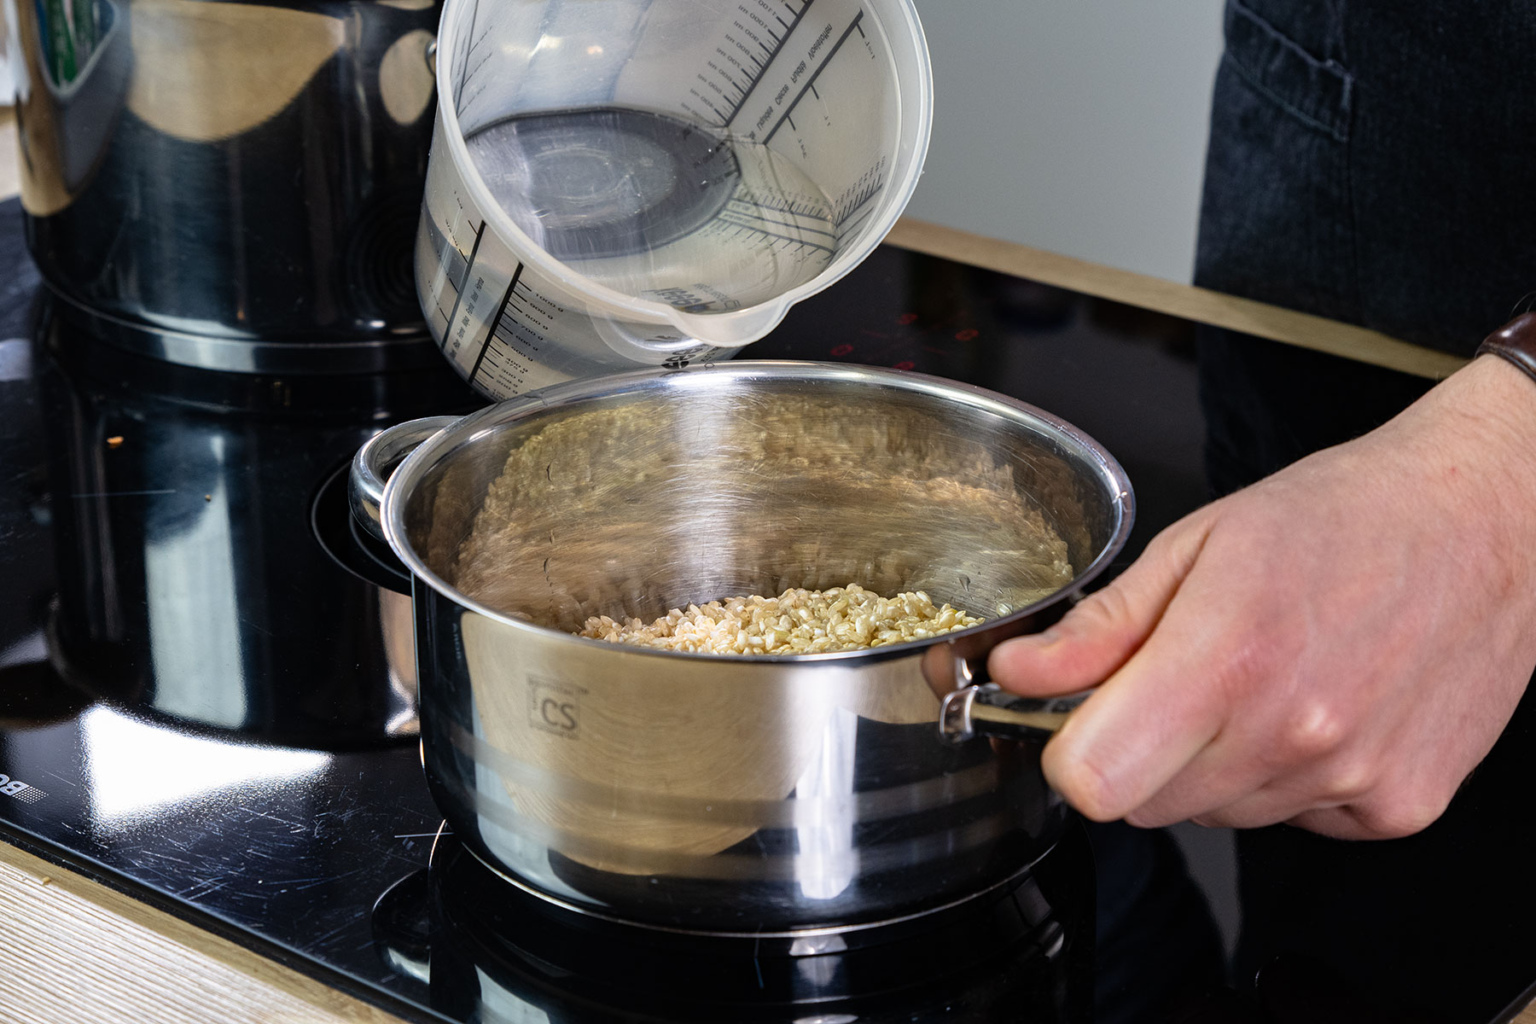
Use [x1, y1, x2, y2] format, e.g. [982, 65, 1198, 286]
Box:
[668, 302, 793, 350]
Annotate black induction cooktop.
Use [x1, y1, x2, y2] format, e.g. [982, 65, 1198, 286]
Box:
[2, 196, 1534, 1024]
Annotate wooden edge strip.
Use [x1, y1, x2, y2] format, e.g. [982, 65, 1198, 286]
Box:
[0, 839, 407, 1024]
[885, 218, 1468, 382]
[0, 108, 18, 208]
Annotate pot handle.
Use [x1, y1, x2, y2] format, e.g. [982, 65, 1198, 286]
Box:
[939, 684, 1089, 744]
[930, 587, 1095, 743]
[349, 415, 459, 541]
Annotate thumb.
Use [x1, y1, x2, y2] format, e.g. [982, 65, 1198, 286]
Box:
[987, 514, 1212, 695]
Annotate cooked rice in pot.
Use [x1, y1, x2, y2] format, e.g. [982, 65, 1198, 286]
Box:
[578, 583, 985, 655]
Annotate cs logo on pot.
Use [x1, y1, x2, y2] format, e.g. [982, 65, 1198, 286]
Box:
[527, 678, 583, 739]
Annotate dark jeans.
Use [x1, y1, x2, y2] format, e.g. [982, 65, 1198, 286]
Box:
[1194, 2, 1536, 1021]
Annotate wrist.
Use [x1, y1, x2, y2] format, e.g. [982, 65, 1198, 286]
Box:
[1465, 311, 1536, 477]
[1457, 330, 1536, 459]
[1371, 333, 1536, 585]
[1422, 346, 1536, 575]
[1476, 311, 1536, 390]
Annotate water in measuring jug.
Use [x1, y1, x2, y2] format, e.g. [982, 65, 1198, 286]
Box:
[465, 107, 838, 315]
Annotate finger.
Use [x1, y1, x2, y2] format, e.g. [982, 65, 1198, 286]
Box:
[1178, 747, 1394, 833]
[1186, 787, 1354, 833]
[1281, 807, 1382, 841]
[1120, 698, 1382, 829]
[1120, 733, 1279, 828]
[1036, 554, 1239, 822]
[1134, 708, 1460, 836]
[1152, 683, 1474, 836]
[1129, 744, 1368, 830]
[1040, 649, 1224, 820]
[987, 513, 1215, 696]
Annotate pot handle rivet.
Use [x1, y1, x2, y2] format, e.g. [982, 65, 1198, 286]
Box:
[938, 684, 1090, 744]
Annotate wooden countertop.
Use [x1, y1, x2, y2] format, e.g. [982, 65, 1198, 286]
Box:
[0, 841, 403, 1024]
[883, 219, 1467, 381]
[0, 111, 1522, 1024]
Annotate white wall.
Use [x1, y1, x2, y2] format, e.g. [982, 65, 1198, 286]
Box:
[904, 1, 1226, 283]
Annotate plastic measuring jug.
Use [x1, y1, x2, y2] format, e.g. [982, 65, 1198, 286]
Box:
[416, 0, 932, 400]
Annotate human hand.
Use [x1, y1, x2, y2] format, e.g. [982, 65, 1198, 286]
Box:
[988, 354, 1536, 839]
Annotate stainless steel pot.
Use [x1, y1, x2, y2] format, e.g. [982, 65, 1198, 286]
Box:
[10, 0, 441, 371]
[349, 362, 1133, 936]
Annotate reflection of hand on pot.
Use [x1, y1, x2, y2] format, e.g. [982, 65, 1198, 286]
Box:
[987, 353, 1536, 840]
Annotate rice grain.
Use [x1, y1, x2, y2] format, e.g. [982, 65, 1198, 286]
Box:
[578, 583, 985, 655]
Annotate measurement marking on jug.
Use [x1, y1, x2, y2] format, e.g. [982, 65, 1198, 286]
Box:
[453, 0, 508, 115]
[506, 293, 558, 341]
[468, 262, 523, 387]
[452, 0, 480, 109]
[833, 159, 886, 243]
[477, 347, 530, 395]
[442, 220, 488, 355]
[482, 318, 542, 393]
[762, 10, 863, 145]
[453, 0, 501, 112]
[692, 93, 729, 126]
[718, 199, 837, 254]
[458, 69, 492, 115]
[463, 268, 563, 397]
[715, 0, 814, 130]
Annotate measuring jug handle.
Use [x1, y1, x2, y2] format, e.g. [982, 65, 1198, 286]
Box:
[349, 415, 459, 541]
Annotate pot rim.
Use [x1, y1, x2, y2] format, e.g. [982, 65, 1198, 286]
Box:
[380, 360, 1136, 664]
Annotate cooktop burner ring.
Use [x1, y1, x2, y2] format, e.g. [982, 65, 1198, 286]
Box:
[448, 834, 1057, 952]
[311, 460, 413, 594]
[366, 829, 1089, 1022]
